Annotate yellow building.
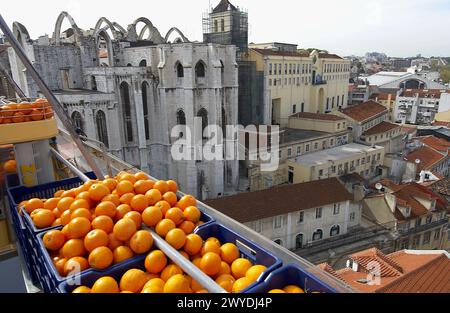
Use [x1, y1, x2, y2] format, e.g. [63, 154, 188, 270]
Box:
[287, 143, 385, 183]
[369, 92, 397, 121]
[246, 45, 351, 127]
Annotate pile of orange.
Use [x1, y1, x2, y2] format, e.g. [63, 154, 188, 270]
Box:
[0, 98, 54, 125]
[268, 285, 305, 293]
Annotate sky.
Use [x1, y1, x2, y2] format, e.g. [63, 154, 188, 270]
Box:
[1, 0, 450, 57]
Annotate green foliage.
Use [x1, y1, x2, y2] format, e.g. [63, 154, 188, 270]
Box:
[440, 66, 450, 83]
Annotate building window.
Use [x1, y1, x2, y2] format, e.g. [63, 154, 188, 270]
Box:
[331, 166, 336, 173]
[297, 146, 301, 155]
[426, 215, 432, 224]
[312, 229, 323, 241]
[434, 229, 441, 240]
[269, 79, 272, 86]
[350, 212, 356, 221]
[330, 225, 340, 237]
[361, 158, 365, 165]
[197, 108, 208, 139]
[287, 148, 292, 157]
[319, 169, 323, 177]
[295, 234, 303, 249]
[269, 63, 273, 75]
[71, 111, 84, 133]
[298, 211, 304, 223]
[333, 203, 340, 215]
[141, 82, 150, 140]
[356, 159, 360, 166]
[315, 207, 322, 219]
[274, 239, 283, 246]
[195, 61, 206, 78]
[176, 62, 184, 78]
[120, 81, 134, 142]
[415, 217, 421, 228]
[176, 110, 186, 137]
[220, 19, 225, 32]
[412, 235, 420, 248]
[95, 110, 109, 148]
[423, 232, 431, 244]
[214, 20, 218, 32]
[330, 139, 334, 146]
[274, 216, 282, 229]
[314, 142, 318, 150]
[377, 153, 381, 161]
[285, 64, 287, 74]
[337, 123, 341, 129]
[301, 103, 305, 112]
[401, 240, 409, 249]
[279, 64, 282, 75]
[305, 144, 310, 152]
[252, 221, 262, 233]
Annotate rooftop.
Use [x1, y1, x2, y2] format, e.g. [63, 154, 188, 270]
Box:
[341, 100, 387, 122]
[279, 128, 334, 145]
[404, 146, 446, 172]
[212, 0, 237, 13]
[366, 71, 413, 86]
[292, 143, 383, 166]
[418, 135, 450, 153]
[362, 121, 400, 136]
[318, 53, 343, 60]
[290, 112, 345, 122]
[400, 89, 449, 98]
[204, 178, 352, 223]
[332, 249, 450, 293]
[369, 92, 397, 101]
[251, 48, 309, 58]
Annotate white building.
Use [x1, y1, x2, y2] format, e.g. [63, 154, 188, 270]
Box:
[394, 89, 450, 125]
[8, 12, 239, 200]
[205, 178, 361, 250]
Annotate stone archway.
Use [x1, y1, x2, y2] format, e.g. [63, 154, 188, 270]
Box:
[94, 17, 124, 40]
[53, 11, 83, 45]
[133, 17, 164, 43]
[164, 27, 190, 43]
[12, 22, 31, 47]
[94, 28, 114, 66]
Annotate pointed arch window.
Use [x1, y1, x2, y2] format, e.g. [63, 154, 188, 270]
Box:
[195, 61, 206, 78]
[197, 108, 208, 139]
[142, 82, 150, 140]
[96, 110, 109, 148]
[176, 62, 184, 78]
[120, 81, 133, 142]
[71, 111, 84, 133]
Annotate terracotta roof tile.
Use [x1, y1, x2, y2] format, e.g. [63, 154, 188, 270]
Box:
[204, 178, 352, 223]
[341, 101, 387, 122]
[370, 93, 397, 101]
[318, 53, 343, 60]
[418, 135, 450, 153]
[362, 121, 400, 136]
[401, 89, 449, 98]
[404, 146, 446, 172]
[252, 48, 309, 58]
[290, 112, 345, 121]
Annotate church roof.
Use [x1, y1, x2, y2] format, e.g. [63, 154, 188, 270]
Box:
[213, 0, 237, 13]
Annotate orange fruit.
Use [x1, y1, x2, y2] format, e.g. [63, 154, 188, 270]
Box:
[245, 265, 267, 283]
[183, 206, 201, 223]
[268, 289, 285, 293]
[130, 194, 148, 213]
[165, 207, 184, 226]
[17, 102, 33, 114]
[192, 257, 202, 269]
[119, 269, 148, 293]
[155, 201, 171, 216]
[63, 256, 89, 276]
[283, 285, 304, 293]
[61, 239, 86, 259]
[220, 243, 240, 265]
[179, 221, 196, 235]
[183, 234, 203, 256]
[88, 246, 113, 269]
[72, 286, 91, 293]
[162, 192, 178, 206]
[165, 228, 186, 250]
[217, 261, 232, 277]
[57, 197, 76, 212]
[163, 274, 190, 293]
[231, 258, 252, 279]
[84, 229, 109, 252]
[134, 180, 154, 195]
[61, 190, 76, 198]
[43, 229, 66, 251]
[91, 215, 114, 233]
[155, 219, 176, 237]
[33, 209, 55, 229]
[11, 112, 26, 123]
[177, 195, 196, 211]
[113, 246, 134, 264]
[160, 264, 183, 282]
[116, 180, 134, 196]
[4, 159, 17, 173]
[119, 173, 137, 184]
[123, 211, 142, 229]
[129, 230, 153, 254]
[102, 194, 120, 207]
[233, 277, 253, 293]
[134, 172, 150, 181]
[215, 274, 235, 293]
[166, 180, 178, 193]
[190, 279, 204, 293]
[71, 208, 92, 221]
[145, 250, 168, 274]
[76, 191, 92, 203]
[145, 189, 162, 205]
[53, 208, 62, 218]
[91, 277, 120, 293]
[108, 233, 123, 250]
[142, 206, 163, 227]
[201, 241, 221, 256]
[54, 258, 67, 276]
[143, 278, 165, 293]
[153, 180, 169, 194]
[102, 178, 117, 192]
[200, 252, 222, 276]
[88, 183, 110, 201]
[69, 199, 90, 213]
[206, 237, 221, 247]
[60, 210, 72, 226]
[24, 198, 44, 214]
[113, 218, 137, 241]
[119, 193, 135, 205]
[115, 204, 132, 220]
[95, 201, 116, 218]
[52, 218, 62, 227]
[44, 198, 60, 211]
[67, 217, 91, 239]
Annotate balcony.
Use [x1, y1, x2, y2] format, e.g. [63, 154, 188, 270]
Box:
[312, 78, 327, 86]
[397, 217, 448, 236]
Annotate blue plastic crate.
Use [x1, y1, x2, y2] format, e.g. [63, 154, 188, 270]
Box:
[194, 223, 282, 292]
[246, 264, 337, 293]
[57, 254, 147, 293]
[5, 173, 19, 188]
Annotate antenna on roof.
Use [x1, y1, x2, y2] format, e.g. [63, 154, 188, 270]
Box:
[415, 159, 421, 165]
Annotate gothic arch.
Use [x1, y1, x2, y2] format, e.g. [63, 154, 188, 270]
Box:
[94, 17, 122, 40]
[164, 27, 190, 43]
[112, 22, 127, 34]
[12, 22, 31, 46]
[53, 11, 83, 45]
[134, 17, 164, 43]
[94, 28, 114, 66]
